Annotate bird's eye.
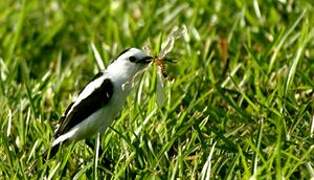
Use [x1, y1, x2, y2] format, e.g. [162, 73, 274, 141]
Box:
[129, 56, 137, 62]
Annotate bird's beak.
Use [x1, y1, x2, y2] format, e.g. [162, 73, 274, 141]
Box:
[139, 56, 153, 64]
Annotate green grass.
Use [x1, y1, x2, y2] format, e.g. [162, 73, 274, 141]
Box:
[0, 0, 314, 179]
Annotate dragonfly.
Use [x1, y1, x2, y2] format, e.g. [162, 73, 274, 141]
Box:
[145, 26, 186, 106]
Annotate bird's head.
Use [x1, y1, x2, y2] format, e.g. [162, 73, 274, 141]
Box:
[107, 48, 153, 80]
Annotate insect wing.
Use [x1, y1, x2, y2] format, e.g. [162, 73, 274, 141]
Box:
[156, 68, 166, 106]
[159, 26, 186, 59]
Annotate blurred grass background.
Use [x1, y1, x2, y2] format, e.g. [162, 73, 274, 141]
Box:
[0, 0, 314, 179]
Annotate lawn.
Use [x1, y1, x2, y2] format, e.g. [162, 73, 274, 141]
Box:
[0, 0, 313, 179]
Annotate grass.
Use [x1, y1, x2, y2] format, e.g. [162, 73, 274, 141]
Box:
[0, 0, 314, 179]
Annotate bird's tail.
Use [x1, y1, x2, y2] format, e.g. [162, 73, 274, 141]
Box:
[43, 143, 61, 161]
[43, 134, 69, 161]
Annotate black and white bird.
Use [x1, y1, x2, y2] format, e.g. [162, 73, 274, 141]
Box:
[47, 48, 152, 158]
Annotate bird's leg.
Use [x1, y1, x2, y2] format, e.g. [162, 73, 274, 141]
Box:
[85, 139, 102, 154]
[85, 137, 113, 168]
[94, 132, 100, 178]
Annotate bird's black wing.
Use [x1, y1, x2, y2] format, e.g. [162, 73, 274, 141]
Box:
[77, 71, 105, 94]
[55, 77, 114, 137]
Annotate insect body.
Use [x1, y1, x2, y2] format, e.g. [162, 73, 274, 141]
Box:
[154, 56, 168, 78]
[148, 26, 186, 106]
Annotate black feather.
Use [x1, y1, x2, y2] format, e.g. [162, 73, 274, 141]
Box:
[116, 48, 131, 58]
[43, 143, 62, 161]
[55, 78, 114, 137]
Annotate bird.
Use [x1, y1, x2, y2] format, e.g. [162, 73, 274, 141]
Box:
[45, 48, 153, 159]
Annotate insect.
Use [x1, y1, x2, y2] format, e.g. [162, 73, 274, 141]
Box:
[145, 26, 186, 106]
[154, 56, 168, 78]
